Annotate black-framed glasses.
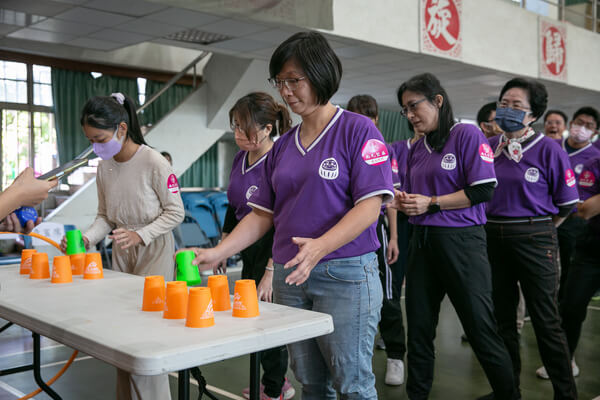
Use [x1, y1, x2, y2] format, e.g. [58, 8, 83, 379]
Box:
[400, 98, 427, 117]
[267, 77, 306, 91]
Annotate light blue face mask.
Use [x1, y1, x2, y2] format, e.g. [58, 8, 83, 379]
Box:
[494, 107, 531, 132]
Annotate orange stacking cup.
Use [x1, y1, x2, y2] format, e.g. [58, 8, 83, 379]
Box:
[163, 281, 188, 319]
[232, 279, 260, 318]
[20, 249, 37, 275]
[30, 253, 50, 279]
[142, 275, 166, 312]
[83, 253, 103, 279]
[207, 275, 231, 311]
[51, 255, 73, 284]
[185, 287, 214, 328]
[70, 253, 86, 275]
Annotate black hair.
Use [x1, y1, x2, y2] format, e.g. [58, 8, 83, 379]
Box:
[80, 94, 147, 146]
[229, 92, 292, 139]
[160, 151, 172, 160]
[397, 73, 455, 153]
[572, 106, 600, 129]
[476, 102, 497, 126]
[543, 109, 568, 125]
[269, 31, 342, 105]
[498, 77, 548, 121]
[346, 95, 378, 120]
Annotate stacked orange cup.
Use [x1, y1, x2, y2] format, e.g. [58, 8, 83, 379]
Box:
[207, 275, 231, 311]
[163, 281, 188, 319]
[142, 276, 166, 312]
[51, 255, 73, 283]
[232, 279, 260, 318]
[30, 253, 50, 279]
[19, 249, 37, 275]
[186, 287, 214, 328]
[83, 253, 103, 279]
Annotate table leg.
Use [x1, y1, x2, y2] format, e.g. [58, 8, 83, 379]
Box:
[178, 369, 190, 400]
[249, 352, 261, 400]
[33, 333, 62, 399]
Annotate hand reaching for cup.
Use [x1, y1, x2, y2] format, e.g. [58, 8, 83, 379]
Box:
[60, 235, 90, 253]
[109, 228, 143, 250]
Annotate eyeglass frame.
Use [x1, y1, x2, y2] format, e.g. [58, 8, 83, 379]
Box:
[267, 76, 306, 91]
[400, 98, 428, 117]
[496, 100, 532, 114]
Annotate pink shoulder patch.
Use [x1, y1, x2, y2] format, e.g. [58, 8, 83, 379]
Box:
[579, 170, 596, 188]
[479, 143, 494, 163]
[167, 174, 179, 194]
[565, 169, 576, 187]
[361, 139, 389, 166]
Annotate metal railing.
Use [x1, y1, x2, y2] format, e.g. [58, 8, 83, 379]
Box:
[75, 51, 210, 160]
[512, 0, 599, 33]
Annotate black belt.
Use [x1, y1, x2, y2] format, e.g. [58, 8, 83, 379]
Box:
[487, 215, 552, 224]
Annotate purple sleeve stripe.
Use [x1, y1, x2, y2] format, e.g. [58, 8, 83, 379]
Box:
[355, 189, 395, 206]
[556, 198, 579, 206]
[247, 202, 274, 214]
[469, 178, 498, 187]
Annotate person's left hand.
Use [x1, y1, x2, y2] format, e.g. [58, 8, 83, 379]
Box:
[0, 213, 41, 234]
[109, 228, 143, 249]
[397, 193, 432, 216]
[283, 237, 327, 286]
[257, 270, 274, 302]
[387, 238, 399, 264]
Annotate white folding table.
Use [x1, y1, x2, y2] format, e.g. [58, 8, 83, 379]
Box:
[0, 265, 334, 399]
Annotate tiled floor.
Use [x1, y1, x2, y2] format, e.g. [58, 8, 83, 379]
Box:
[0, 295, 598, 399]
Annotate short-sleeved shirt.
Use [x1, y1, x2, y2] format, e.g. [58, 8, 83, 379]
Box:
[487, 133, 579, 217]
[227, 150, 268, 221]
[578, 158, 600, 232]
[558, 138, 600, 179]
[248, 107, 395, 265]
[392, 139, 411, 188]
[406, 123, 497, 227]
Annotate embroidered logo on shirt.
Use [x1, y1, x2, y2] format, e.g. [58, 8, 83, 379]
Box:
[525, 167, 540, 183]
[575, 163, 584, 175]
[565, 169, 576, 187]
[578, 170, 595, 187]
[479, 143, 494, 163]
[361, 139, 389, 166]
[319, 158, 339, 180]
[391, 158, 399, 174]
[167, 174, 179, 194]
[441, 153, 457, 170]
[246, 185, 258, 200]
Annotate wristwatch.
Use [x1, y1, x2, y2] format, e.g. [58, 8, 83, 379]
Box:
[427, 196, 441, 214]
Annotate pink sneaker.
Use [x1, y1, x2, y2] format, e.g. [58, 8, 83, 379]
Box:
[242, 378, 295, 400]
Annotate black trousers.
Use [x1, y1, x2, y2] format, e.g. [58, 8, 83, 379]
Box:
[557, 214, 587, 303]
[406, 225, 516, 400]
[560, 224, 600, 357]
[241, 230, 289, 398]
[486, 221, 577, 400]
[375, 215, 406, 360]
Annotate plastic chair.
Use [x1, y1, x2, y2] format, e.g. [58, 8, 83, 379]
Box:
[206, 192, 229, 228]
[183, 197, 221, 244]
[178, 212, 211, 248]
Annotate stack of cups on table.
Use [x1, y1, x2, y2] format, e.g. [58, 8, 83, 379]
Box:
[18, 229, 103, 283]
[140, 250, 260, 328]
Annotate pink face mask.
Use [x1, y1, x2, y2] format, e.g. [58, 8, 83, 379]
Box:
[93, 126, 124, 160]
[569, 124, 595, 144]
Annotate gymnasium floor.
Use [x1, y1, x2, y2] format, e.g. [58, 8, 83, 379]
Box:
[0, 276, 598, 400]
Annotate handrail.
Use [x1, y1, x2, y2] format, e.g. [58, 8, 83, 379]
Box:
[74, 51, 210, 160]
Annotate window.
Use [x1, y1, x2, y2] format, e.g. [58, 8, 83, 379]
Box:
[0, 60, 57, 190]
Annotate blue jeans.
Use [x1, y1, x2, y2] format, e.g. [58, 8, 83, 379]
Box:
[273, 252, 383, 400]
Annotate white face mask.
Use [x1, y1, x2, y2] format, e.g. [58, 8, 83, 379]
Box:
[569, 124, 595, 144]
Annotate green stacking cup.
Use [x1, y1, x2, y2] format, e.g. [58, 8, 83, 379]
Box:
[176, 250, 202, 286]
[65, 229, 86, 255]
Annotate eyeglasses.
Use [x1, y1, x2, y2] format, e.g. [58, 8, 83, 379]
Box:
[400, 98, 428, 117]
[572, 119, 598, 131]
[496, 101, 531, 113]
[231, 122, 268, 141]
[267, 77, 306, 91]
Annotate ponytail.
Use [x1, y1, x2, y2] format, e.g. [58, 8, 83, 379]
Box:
[80, 93, 147, 146]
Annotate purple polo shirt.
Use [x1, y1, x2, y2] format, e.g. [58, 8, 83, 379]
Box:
[406, 123, 497, 227]
[392, 139, 411, 188]
[578, 158, 600, 232]
[558, 138, 600, 179]
[226, 150, 268, 221]
[248, 107, 395, 265]
[487, 133, 579, 217]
